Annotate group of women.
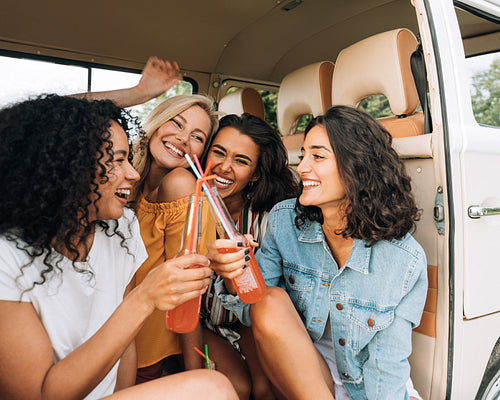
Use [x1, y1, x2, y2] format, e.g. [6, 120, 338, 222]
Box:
[0, 56, 427, 399]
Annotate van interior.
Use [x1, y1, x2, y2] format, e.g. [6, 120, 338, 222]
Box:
[1, 1, 500, 399]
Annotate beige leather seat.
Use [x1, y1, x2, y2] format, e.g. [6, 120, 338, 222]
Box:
[218, 87, 265, 120]
[332, 28, 424, 138]
[276, 61, 335, 166]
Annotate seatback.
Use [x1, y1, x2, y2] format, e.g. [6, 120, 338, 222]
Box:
[218, 87, 265, 120]
[277, 61, 335, 166]
[332, 28, 423, 138]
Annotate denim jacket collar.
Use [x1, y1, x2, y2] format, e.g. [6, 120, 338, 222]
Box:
[298, 220, 371, 274]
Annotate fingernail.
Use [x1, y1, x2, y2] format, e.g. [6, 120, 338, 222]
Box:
[245, 255, 250, 262]
[242, 264, 247, 269]
[244, 249, 249, 255]
[237, 242, 244, 247]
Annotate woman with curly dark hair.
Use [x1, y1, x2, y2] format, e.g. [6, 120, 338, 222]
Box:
[197, 113, 299, 399]
[0, 95, 237, 400]
[209, 105, 428, 399]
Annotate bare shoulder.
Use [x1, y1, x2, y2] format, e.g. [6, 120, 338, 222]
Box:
[157, 168, 196, 202]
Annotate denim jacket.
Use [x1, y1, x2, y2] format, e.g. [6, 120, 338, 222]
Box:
[219, 199, 428, 399]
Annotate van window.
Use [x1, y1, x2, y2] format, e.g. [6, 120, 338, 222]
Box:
[0, 55, 193, 122]
[360, 95, 394, 118]
[466, 52, 500, 127]
[0, 56, 87, 108]
[258, 89, 279, 133]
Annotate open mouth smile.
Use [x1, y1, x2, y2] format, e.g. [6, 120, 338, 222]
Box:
[164, 142, 185, 158]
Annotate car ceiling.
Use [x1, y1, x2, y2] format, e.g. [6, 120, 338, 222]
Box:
[1, 0, 498, 84]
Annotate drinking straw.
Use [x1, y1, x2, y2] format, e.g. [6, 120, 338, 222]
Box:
[193, 346, 213, 369]
[205, 344, 211, 370]
[184, 154, 236, 240]
[187, 174, 217, 253]
[193, 154, 236, 240]
[193, 154, 204, 176]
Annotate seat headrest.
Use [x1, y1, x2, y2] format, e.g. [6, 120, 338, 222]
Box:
[332, 28, 419, 116]
[277, 61, 335, 136]
[218, 87, 265, 120]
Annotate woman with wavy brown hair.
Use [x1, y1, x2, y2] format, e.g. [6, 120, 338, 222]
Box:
[209, 105, 427, 399]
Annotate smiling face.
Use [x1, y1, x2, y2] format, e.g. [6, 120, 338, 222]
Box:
[206, 126, 260, 207]
[296, 124, 346, 212]
[90, 121, 140, 221]
[149, 105, 211, 172]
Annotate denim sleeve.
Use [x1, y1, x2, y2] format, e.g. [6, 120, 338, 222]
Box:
[217, 207, 286, 326]
[363, 252, 428, 399]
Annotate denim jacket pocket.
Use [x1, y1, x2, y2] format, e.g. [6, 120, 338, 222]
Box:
[348, 304, 395, 351]
[283, 264, 315, 314]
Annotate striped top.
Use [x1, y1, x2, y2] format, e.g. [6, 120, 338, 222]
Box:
[202, 202, 269, 327]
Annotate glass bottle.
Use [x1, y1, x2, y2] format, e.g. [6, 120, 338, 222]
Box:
[165, 195, 203, 333]
[207, 185, 266, 304]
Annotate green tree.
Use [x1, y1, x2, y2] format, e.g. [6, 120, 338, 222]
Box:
[360, 95, 392, 118]
[259, 90, 279, 133]
[470, 58, 500, 127]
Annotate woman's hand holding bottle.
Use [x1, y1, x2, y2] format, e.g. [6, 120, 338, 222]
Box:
[134, 253, 212, 314]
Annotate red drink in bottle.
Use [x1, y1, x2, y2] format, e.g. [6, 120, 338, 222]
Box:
[165, 195, 203, 333]
[220, 244, 266, 304]
[206, 185, 267, 304]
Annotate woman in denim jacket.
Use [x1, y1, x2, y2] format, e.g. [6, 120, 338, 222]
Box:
[209, 105, 428, 399]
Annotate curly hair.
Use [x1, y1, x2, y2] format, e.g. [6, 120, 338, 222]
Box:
[131, 94, 219, 201]
[204, 113, 300, 213]
[0, 94, 142, 290]
[295, 105, 420, 245]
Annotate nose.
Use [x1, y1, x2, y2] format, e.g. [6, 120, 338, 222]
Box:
[219, 158, 232, 173]
[175, 129, 189, 144]
[296, 156, 309, 175]
[126, 162, 140, 183]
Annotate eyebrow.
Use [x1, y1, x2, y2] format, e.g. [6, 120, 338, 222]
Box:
[112, 150, 128, 157]
[300, 145, 332, 152]
[213, 144, 253, 162]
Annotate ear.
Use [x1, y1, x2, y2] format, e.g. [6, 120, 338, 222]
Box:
[250, 173, 260, 183]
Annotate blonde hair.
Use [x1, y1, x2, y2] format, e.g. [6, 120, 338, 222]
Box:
[131, 94, 219, 201]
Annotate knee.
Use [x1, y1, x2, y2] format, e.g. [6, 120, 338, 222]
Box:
[251, 286, 290, 337]
[251, 379, 276, 400]
[205, 371, 239, 399]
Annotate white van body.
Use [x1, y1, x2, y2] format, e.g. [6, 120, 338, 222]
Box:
[1, 0, 499, 398]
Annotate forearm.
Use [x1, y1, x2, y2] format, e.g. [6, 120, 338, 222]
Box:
[114, 340, 137, 392]
[71, 86, 151, 108]
[41, 287, 153, 400]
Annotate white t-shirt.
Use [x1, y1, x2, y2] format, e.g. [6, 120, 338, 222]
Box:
[0, 208, 148, 400]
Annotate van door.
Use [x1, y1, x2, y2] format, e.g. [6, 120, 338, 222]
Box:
[420, 0, 500, 398]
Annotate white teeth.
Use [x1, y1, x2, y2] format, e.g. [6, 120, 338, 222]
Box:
[115, 189, 130, 197]
[215, 176, 233, 186]
[164, 143, 184, 157]
[303, 181, 320, 187]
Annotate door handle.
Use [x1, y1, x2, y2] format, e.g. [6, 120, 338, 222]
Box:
[468, 206, 500, 218]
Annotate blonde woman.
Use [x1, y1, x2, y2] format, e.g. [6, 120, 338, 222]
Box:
[131, 94, 219, 382]
[78, 59, 221, 382]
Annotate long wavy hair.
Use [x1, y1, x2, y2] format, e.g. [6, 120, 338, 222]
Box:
[204, 113, 300, 213]
[131, 94, 219, 200]
[0, 94, 142, 290]
[295, 105, 420, 245]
